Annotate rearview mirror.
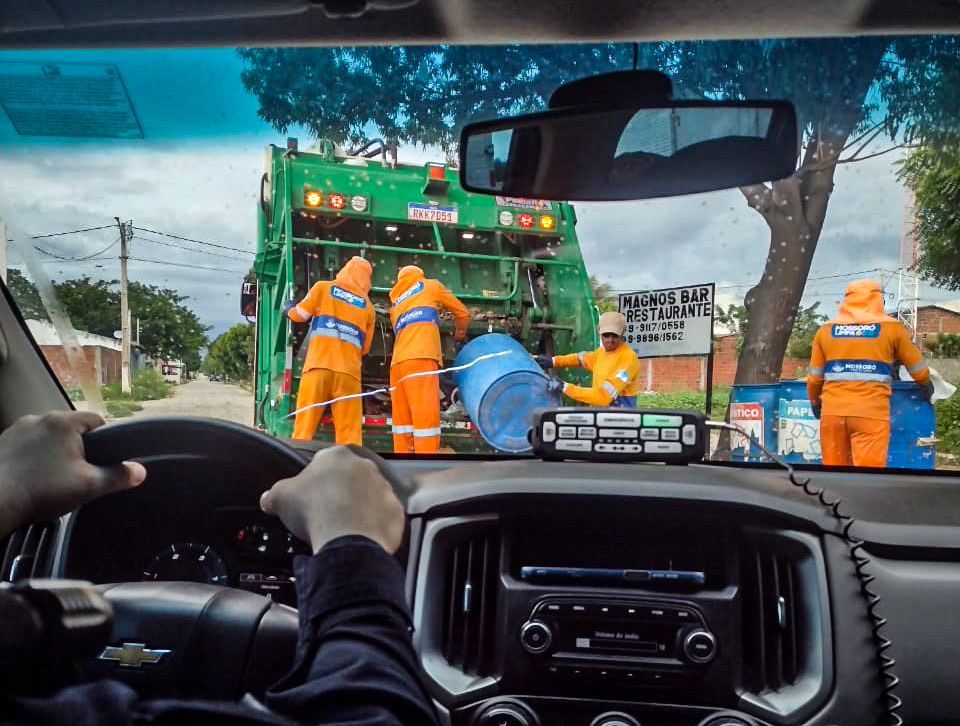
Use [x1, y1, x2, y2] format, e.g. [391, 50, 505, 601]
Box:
[459, 101, 798, 201]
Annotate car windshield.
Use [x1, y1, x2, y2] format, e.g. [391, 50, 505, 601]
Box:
[2, 39, 959, 468]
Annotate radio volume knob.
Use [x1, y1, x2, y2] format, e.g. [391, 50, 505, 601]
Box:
[682, 628, 718, 664]
[519, 620, 553, 654]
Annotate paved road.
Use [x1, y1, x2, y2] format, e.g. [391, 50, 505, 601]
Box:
[131, 378, 254, 426]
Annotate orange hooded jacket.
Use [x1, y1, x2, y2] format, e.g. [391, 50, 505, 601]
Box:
[807, 278, 929, 420]
[288, 256, 375, 381]
[389, 265, 469, 367]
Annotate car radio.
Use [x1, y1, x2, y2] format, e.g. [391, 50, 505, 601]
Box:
[518, 597, 718, 680]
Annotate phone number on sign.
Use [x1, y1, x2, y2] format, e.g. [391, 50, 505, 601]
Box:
[628, 332, 685, 343]
[632, 320, 686, 333]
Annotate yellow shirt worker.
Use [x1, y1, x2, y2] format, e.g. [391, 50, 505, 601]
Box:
[537, 311, 642, 406]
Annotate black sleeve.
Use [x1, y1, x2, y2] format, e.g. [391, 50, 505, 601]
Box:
[263, 535, 440, 726]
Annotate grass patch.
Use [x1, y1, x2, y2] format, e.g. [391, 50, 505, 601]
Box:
[635, 385, 731, 419]
[101, 368, 172, 402]
[105, 400, 144, 418]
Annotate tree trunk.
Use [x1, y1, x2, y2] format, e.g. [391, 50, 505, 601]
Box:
[713, 134, 848, 458]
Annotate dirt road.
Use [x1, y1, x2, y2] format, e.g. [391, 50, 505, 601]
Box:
[131, 378, 254, 426]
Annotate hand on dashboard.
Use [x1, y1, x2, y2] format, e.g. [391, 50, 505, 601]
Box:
[0, 411, 147, 538]
[259, 445, 405, 555]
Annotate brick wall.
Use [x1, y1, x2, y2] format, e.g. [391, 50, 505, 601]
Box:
[916, 306, 960, 350]
[39, 345, 122, 388]
[639, 333, 809, 391]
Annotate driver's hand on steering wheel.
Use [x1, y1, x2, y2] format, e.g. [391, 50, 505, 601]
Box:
[0, 411, 147, 539]
[260, 446, 405, 556]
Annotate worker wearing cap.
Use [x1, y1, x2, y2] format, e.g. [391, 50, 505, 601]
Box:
[389, 265, 469, 453]
[807, 278, 933, 467]
[537, 311, 641, 407]
[286, 256, 375, 445]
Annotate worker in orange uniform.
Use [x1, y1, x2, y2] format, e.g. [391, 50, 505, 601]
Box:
[807, 278, 933, 467]
[286, 256, 375, 445]
[536, 311, 642, 406]
[389, 265, 469, 453]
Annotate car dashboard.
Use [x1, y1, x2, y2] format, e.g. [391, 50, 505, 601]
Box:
[31, 453, 960, 726]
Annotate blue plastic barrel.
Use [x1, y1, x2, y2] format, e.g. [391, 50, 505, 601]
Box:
[728, 383, 780, 462]
[888, 381, 936, 469]
[453, 333, 561, 453]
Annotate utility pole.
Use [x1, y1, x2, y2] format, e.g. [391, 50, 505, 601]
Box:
[116, 217, 132, 394]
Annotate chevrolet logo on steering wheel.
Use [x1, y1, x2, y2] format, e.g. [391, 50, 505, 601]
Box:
[98, 642, 171, 668]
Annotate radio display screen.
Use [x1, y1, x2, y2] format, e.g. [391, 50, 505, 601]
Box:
[560, 619, 676, 656]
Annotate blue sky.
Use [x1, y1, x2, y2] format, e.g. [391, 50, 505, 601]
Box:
[1, 47, 955, 344]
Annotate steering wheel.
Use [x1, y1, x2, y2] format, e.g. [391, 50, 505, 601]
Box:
[76, 416, 310, 702]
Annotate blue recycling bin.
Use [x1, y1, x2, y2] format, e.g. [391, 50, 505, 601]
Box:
[730, 379, 936, 469]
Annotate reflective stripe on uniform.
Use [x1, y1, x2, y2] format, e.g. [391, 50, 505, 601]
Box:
[808, 365, 825, 375]
[906, 359, 928, 372]
[413, 426, 442, 437]
[602, 380, 618, 396]
[578, 351, 585, 366]
[393, 305, 440, 333]
[823, 358, 892, 383]
[392, 424, 414, 434]
[294, 305, 312, 321]
[310, 314, 366, 349]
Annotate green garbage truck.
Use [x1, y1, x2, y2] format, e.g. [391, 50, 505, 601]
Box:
[249, 138, 599, 451]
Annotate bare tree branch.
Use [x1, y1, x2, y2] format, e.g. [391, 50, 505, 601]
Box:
[843, 124, 887, 161]
[841, 119, 886, 153]
[838, 143, 915, 164]
[739, 183, 775, 221]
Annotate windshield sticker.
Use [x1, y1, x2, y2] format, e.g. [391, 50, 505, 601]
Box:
[407, 202, 458, 223]
[495, 196, 553, 210]
[0, 62, 143, 138]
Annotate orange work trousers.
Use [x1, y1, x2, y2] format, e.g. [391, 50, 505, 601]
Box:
[292, 368, 362, 445]
[390, 359, 441, 454]
[820, 414, 890, 467]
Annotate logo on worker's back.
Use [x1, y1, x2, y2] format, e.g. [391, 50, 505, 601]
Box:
[394, 305, 439, 333]
[331, 285, 366, 308]
[831, 323, 880, 338]
[393, 281, 424, 304]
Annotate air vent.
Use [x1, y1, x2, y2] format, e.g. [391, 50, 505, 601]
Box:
[439, 526, 500, 676]
[740, 539, 804, 693]
[0, 521, 56, 582]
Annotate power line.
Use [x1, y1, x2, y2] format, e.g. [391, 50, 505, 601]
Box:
[133, 226, 252, 256]
[128, 256, 248, 273]
[34, 238, 119, 261]
[134, 234, 251, 261]
[29, 225, 116, 240]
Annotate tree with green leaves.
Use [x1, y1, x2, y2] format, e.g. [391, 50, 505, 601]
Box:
[239, 38, 958, 388]
[717, 301, 825, 358]
[589, 275, 618, 313]
[204, 323, 255, 382]
[6, 269, 46, 319]
[899, 146, 960, 289]
[9, 274, 208, 372]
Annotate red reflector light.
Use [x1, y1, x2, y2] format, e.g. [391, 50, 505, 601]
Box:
[539, 214, 556, 230]
[428, 164, 446, 179]
[283, 369, 292, 392]
[304, 190, 322, 207]
[518, 213, 535, 228]
[329, 193, 346, 210]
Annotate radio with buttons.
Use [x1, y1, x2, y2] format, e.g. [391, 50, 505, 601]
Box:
[530, 408, 707, 463]
[518, 596, 718, 682]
